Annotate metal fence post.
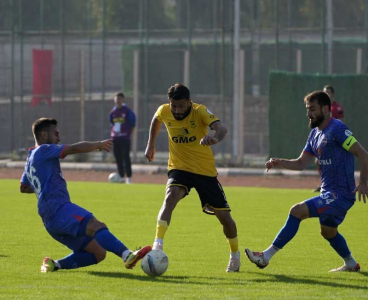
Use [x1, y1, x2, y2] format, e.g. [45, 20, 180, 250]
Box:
[10, 0, 15, 153]
[19, 0, 25, 149]
[102, 0, 107, 139]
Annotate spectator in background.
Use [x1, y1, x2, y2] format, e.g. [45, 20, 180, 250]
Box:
[324, 85, 344, 122]
[313, 85, 345, 192]
[109, 92, 136, 184]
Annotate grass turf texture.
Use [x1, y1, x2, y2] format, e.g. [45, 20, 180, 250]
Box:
[0, 179, 367, 299]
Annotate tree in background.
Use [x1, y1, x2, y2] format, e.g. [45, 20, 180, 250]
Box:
[0, 0, 91, 31]
[0, 0, 367, 34]
[91, 0, 175, 30]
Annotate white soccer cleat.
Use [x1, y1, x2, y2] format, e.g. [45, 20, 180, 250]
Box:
[226, 251, 240, 272]
[152, 241, 163, 251]
[126, 177, 132, 184]
[329, 263, 360, 272]
[245, 248, 269, 269]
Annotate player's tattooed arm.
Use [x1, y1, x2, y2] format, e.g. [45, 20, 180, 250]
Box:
[201, 121, 227, 146]
[145, 116, 162, 162]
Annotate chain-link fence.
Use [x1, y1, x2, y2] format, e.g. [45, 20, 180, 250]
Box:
[1, 0, 367, 165]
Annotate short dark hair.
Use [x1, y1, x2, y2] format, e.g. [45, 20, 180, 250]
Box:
[304, 91, 331, 111]
[32, 118, 58, 141]
[323, 85, 334, 94]
[115, 92, 125, 98]
[167, 83, 190, 100]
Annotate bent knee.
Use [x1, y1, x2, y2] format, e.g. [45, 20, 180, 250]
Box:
[289, 203, 308, 219]
[92, 221, 107, 232]
[165, 187, 185, 204]
[216, 212, 235, 225]
[320, 227, 338, 239]
[86, 218, 107, 236]
[95, 250, 107, 263]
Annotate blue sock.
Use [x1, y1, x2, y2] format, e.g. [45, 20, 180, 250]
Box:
[58, 251, 97, 269]
[272, 215, 301, 249]
[94, 228, 128, 258]
[326, 232, 351, 258]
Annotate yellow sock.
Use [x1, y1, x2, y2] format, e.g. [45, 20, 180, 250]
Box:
[156, 220, 168, 239]
[227, 237, 238, 253]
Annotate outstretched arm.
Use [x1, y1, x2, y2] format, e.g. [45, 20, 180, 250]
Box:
[200, 121, 228, 146]
[265, 151, 314, 172]
[145, 116, 162, 162]
[62, 139, 113, 157]
[349, 142, 368, 203]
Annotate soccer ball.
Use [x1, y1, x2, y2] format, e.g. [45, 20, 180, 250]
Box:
[108, 172, 120, 183]
[141, 250, 169, 276]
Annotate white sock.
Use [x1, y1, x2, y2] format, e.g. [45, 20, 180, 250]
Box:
[54, 260, 61, 269]
[122, 250, 131, 261]
[230, 251, 240, 258]
[263, 245, 280, 262]
[343, 254, 357, 268]
[154, 238, 163, 245]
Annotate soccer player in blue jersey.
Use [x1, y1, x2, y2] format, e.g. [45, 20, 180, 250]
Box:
[20, 118, 151, 273]
[245, 91, 368, 272]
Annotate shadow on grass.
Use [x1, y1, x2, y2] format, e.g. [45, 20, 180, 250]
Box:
[87, 271, 238, 285]
[0, 254, 9, 258]
[87, 270, 368, 288]
[246, 272, 368, 290]
[87, 271, 190, 283]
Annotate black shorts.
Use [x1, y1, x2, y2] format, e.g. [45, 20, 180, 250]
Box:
[167, 169, 230, 215]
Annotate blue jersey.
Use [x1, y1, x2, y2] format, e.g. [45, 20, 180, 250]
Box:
[20, 144, 71, 222]
[303, 118, 356, 201]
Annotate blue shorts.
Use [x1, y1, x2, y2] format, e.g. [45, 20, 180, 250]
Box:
[305, 191, 355, 227]
[44, 203, 94, 252]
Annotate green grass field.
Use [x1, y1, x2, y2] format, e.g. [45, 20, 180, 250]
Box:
[0, 179, 367, 299]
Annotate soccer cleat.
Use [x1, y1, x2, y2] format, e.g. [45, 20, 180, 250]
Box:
[152, 241, 163, 251]
[245, 248, 269, 269]
[226, 251, 240, 272]
[40, 257, 58, 273]
[126, 178, 132, 184]
[329, 263, 360, 272]
[124, 245, 152, 269]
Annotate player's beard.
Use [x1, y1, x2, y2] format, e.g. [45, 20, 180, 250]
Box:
[172, 106, 192, 120]
[309, 112, 325, 128]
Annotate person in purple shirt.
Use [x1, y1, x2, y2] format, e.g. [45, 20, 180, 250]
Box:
[245, 91, 368, 272]
[109, 92, 136, 184]
[20, 118, 151, 273]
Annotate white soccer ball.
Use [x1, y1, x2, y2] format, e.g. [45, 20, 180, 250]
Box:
[141, 250, 169, 276]
[108, 172, 121, 183]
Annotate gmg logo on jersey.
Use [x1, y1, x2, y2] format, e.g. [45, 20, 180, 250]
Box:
[172, 136, 197, 143]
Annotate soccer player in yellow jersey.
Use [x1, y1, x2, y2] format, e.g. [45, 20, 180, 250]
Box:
[145, 83, 240, 272]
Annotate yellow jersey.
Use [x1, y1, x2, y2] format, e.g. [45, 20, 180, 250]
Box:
[155, 103, 220, 177]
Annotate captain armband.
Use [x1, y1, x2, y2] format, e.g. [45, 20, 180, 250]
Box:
[342, 136, 357, 151]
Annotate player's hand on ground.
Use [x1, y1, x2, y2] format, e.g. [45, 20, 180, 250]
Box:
[353, 182, 368, 203]
[200, 135, 219, 146]
[265, 158, 281, 172]
[145, 145, 156, 162]
[98, 139, 113, 152]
